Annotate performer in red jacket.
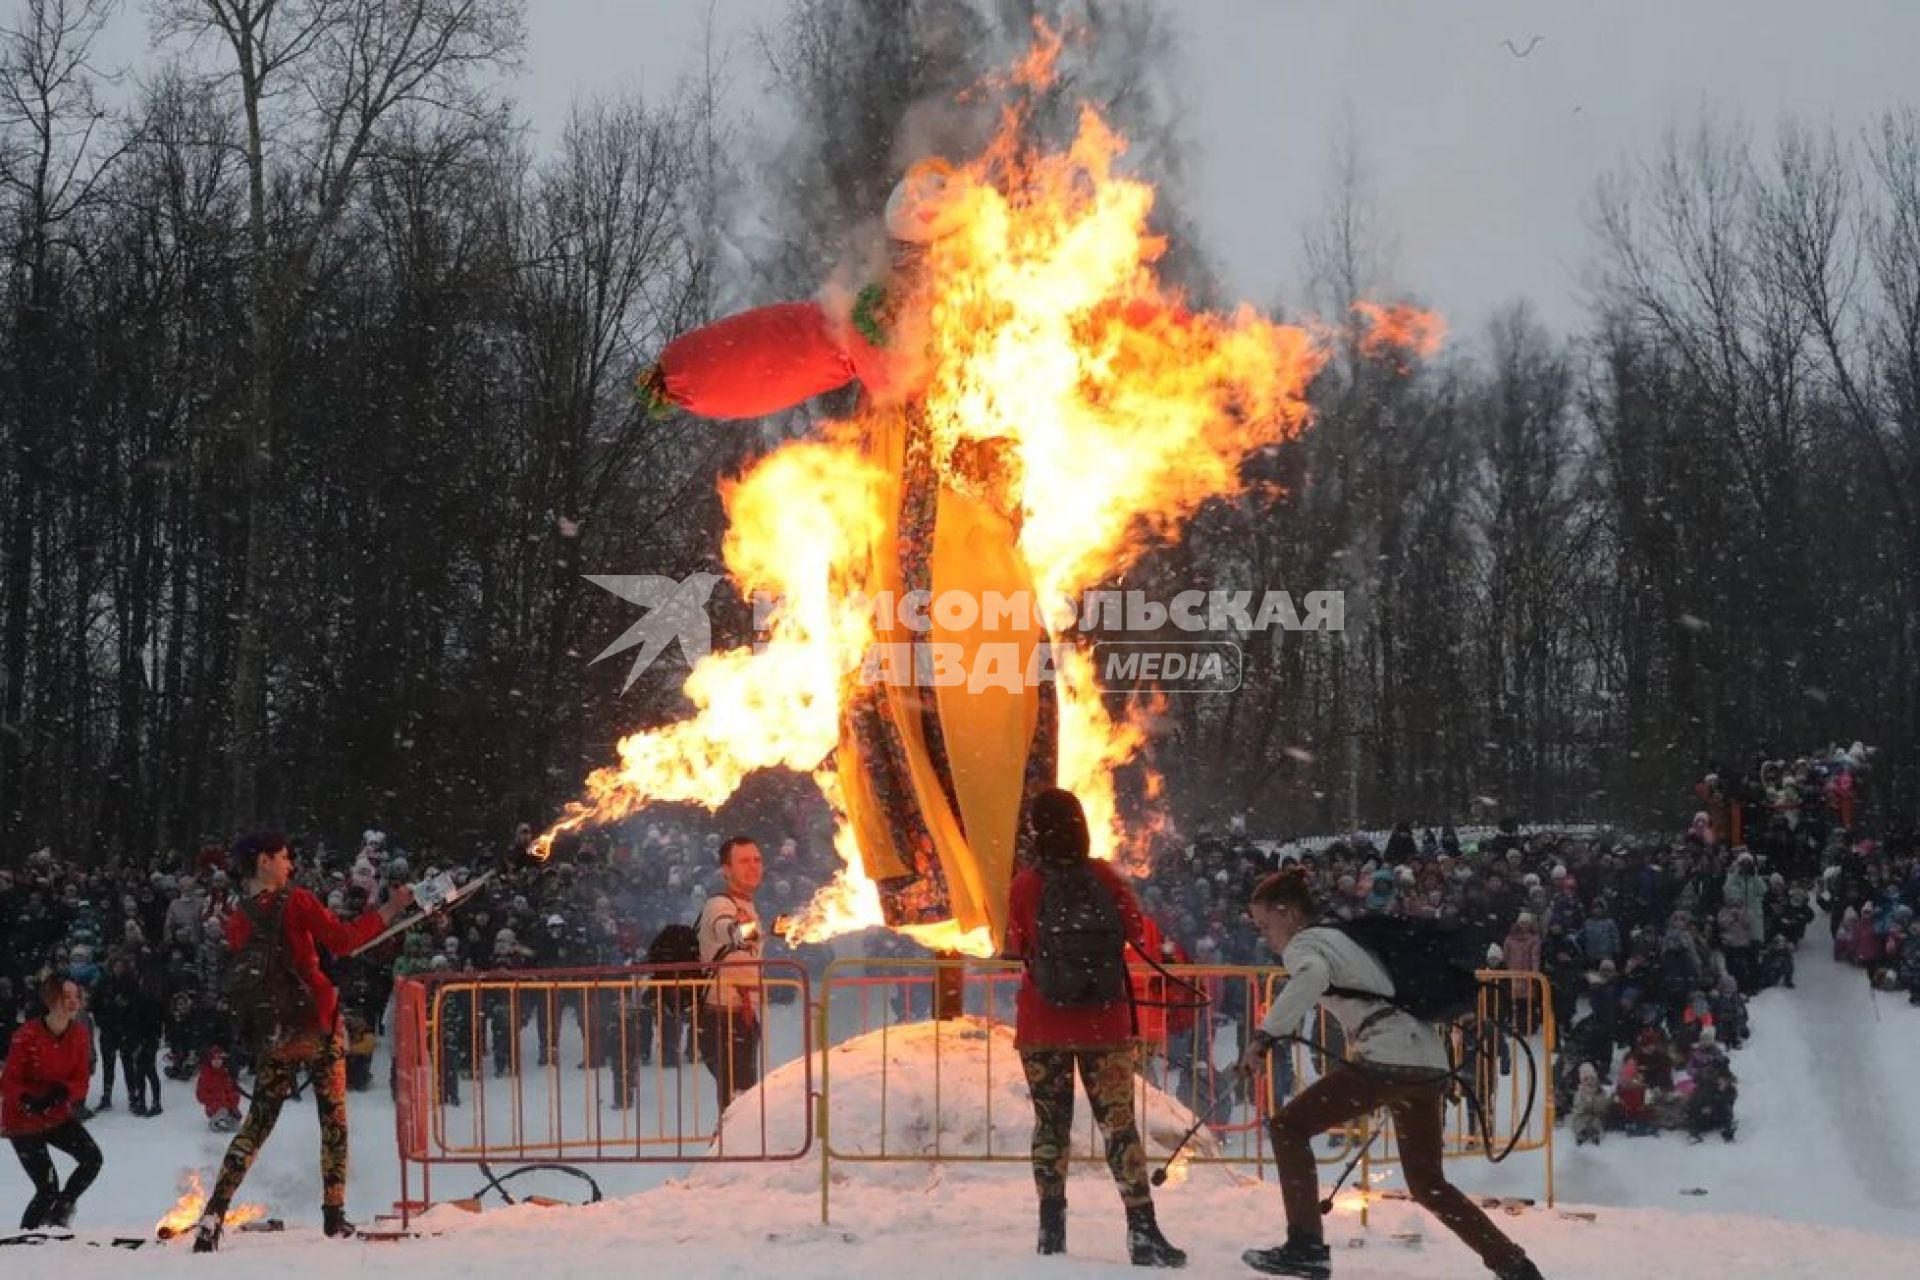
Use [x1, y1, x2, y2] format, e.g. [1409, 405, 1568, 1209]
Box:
[192, 831, 413, 1253]
[1003, 788, 1184, 1268]
[1, 973, 102, 1230]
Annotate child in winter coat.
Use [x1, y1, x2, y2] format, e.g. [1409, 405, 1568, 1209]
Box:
[1901, 921, 1920, 1003]
[1628, 1026, 1675, 1091]
[1763, 934, 1796, 989]
[1710, 974, 1749, 1048]
[1851, 908, 1879, 969]
[1686, 1058, 1738, 1143]
[1570, 1062, 1608, 1146]
[1684, 1025, 1728, 1079]
[195, 1046, 242, 1132]
[1612, 1057, 1656, 1136]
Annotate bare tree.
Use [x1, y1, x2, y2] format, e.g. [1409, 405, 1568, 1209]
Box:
[0, 0, 130, 853]
[149, 0, 524, 823]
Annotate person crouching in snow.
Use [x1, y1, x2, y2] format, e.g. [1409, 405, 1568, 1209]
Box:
[196, 1046, 243, 1131]
[1612, 1057, 1656, 1137]
[1686, 1058, 1738, 1143]
[1570, 1062, 1608, 1146]
[1, 975, 103, 1230]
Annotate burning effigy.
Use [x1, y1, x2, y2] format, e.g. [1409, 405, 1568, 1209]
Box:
[536, 29, 1332, 954]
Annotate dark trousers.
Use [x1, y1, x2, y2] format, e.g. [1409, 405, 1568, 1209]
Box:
[696, 1005, 761, 1111]
[1268, 1065, 1528, 1273]
[11, 1121, 103, 1229]
[98, 1028, 126, 1100]
[128, 1036, 162, 1108]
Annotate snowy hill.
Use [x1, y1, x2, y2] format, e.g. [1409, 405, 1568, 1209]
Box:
[5, 946, 1917, 1277]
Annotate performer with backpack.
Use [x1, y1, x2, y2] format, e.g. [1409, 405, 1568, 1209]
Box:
[1005, 787, 1186, 1269]
[1235, 868, 1543, 1279]
[192, 831, 414, 1253]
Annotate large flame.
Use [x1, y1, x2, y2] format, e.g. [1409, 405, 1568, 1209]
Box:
[538, 28, 1435, 950]
[155, 1171, 267, 1239]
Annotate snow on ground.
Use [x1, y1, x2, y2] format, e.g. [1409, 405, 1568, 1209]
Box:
[6, 946, 1918, 1276]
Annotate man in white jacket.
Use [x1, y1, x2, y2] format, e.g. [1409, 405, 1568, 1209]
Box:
[1235, 868, 1542, 1280]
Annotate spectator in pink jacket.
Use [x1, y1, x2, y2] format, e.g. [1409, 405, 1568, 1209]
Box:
[1502, 914, 1543, 1034]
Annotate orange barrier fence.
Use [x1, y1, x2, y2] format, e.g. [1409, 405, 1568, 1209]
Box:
[813, 958, 1555, 1221]
[392, 961, 813, 1223]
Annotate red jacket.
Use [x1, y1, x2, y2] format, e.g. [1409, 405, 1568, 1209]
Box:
[196, 1051, 242, 1116]
[0, 1017, 92, 1137]
[1005, 859, 1147, 1050]
[225, 886, 388, 1035]
[1129, 917, 1198, 1044]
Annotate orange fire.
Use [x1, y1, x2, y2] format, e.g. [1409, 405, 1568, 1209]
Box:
[155, 1171, 268, 1238]
[1353, 300, 1447, 361]
[536, 28, 1424, 950]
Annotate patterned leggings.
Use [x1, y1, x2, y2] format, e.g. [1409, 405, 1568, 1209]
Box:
[1019, 1047, 1151, 1208]
[208, 1027, 350, 1212]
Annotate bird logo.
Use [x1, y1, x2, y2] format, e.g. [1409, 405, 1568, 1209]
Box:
[586, 573, 721, 691]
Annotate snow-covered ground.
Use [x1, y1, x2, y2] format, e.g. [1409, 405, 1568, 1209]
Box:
[7, 945, 1917, 1276]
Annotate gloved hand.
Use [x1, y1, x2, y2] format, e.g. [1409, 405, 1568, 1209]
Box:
[22, 1085, 68, 1114]
[631, 363, 674, 420]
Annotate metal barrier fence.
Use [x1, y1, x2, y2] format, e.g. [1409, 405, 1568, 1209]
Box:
[814, 957, 1555, 1222]
[391, 961, 813, 1223]
[391, 958, 1552, 1225]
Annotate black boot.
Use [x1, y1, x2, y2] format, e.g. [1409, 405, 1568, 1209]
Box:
[323, 1206, 357, 1239]
[1037, 1197, 1066, 1255]
[1242, 1236, 1331, 1278]
[44, 1197, 75, 1230]
[193, 1205, 227, 1254]
[1125, 1204, 1186, 1269]
[1496, 1259, 1546, 1280]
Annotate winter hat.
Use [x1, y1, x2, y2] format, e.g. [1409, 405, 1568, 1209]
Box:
[1029, 788, 1091, 863]
[1486, 943, 1505, 965]
[1578, 1062, 1599, 1085]
[885, 157, 965, 243]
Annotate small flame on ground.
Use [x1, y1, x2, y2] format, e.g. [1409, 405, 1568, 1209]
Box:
[155, 1171, 267, 1238]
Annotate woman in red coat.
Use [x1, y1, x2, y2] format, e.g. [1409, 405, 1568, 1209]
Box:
[1004, 788, 1184, 1267]
[1, 974, 102, 1230]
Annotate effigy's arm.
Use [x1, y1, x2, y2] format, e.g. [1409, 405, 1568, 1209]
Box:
[640, 301, 860, 420]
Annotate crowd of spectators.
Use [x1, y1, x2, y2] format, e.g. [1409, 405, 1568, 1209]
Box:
[5, 742, 1917, 1145]
[0, 820, 844, 1122]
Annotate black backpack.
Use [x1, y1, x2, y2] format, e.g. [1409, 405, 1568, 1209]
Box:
[647, 923, 702, 967]
[1032, 861, 1130, 1008]
[1322, 915, 1488, 1023]
[226, 890, 316, 1055]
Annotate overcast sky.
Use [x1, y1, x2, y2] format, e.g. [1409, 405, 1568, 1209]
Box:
[92, 0, 1920, 340]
